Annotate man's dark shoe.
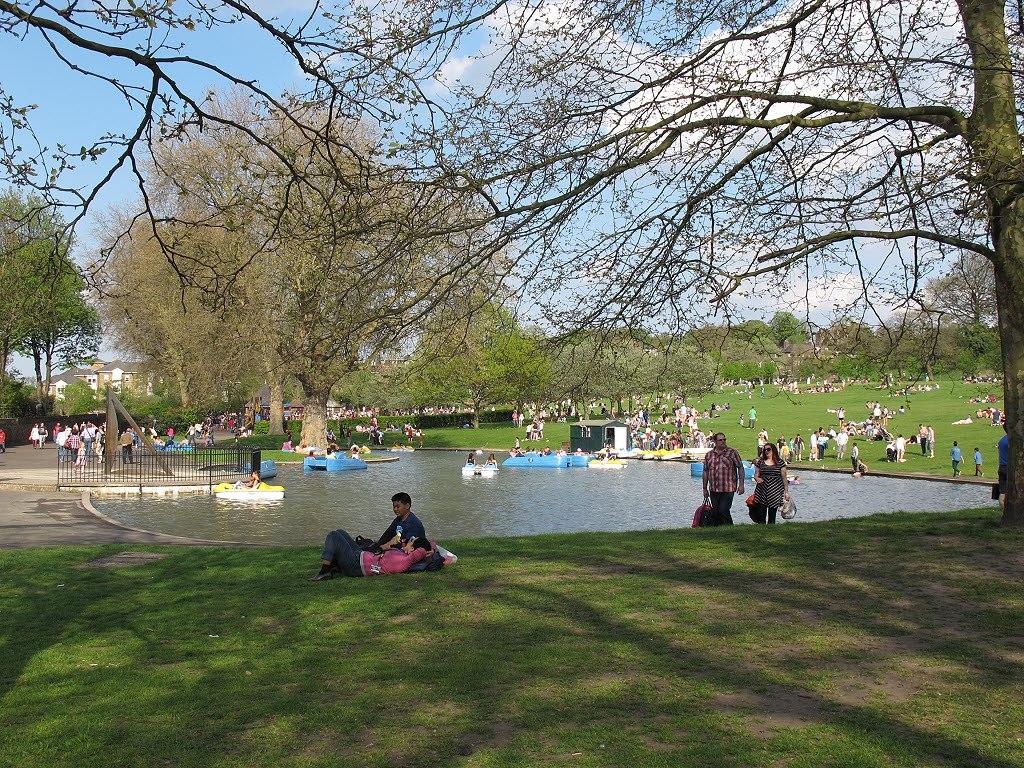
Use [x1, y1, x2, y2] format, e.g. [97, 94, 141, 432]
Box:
[310, 570, 335, 582]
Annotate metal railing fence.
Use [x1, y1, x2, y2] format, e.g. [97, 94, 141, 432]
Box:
[57, 443, 260, 490]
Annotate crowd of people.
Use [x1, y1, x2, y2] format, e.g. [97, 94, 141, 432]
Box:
[22, 417, 221, 468]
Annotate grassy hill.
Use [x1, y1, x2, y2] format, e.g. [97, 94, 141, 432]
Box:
[419, 379, 1004, 478]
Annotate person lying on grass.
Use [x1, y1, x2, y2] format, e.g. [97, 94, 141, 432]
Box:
[311, 530, 434, 580]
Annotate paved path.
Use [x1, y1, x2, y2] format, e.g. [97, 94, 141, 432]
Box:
[0, 446, 236, 548]
[0, 443, 59, 490]
[0, 489, 217, 548]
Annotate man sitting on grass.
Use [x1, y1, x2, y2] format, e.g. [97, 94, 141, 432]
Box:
[311, 492, 428, 580]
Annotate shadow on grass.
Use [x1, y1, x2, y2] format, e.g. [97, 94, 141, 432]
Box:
[1, 510, 1022, 767]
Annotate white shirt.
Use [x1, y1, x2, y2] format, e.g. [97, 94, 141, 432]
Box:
[896, 437, 906, 450]
[836, 432, 848, 446]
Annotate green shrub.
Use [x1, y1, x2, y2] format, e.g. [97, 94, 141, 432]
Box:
[0, 380, 37, 418]
[224, 433, 290, 449]
[412, 410, 514, 429]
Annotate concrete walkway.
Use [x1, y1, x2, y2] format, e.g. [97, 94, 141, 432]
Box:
[0, 443, 60, 491]
[0, 446, 227, 548]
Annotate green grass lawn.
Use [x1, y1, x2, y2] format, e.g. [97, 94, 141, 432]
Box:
[1, 508, 1022, 767]
[420, 379, 1004, 478]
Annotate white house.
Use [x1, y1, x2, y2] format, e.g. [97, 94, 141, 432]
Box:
[48, 360, 146, 400]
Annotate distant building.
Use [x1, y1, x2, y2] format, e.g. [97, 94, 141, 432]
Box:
[48, 360, 147, 400]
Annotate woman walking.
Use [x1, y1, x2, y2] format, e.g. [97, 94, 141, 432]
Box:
[751, 443, 789, 524]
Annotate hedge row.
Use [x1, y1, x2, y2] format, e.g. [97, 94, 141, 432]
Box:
[226, 410, 517, 447]
[414, 409, 515, 428]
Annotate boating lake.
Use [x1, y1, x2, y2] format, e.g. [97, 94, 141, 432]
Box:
[93, 451, 995, 544]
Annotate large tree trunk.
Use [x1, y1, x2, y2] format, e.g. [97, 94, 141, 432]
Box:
[960, 0, 1024, 525]
[43, 339, 54, 397]
[994, 267, 1023, 525]
[173, 369, 191, 409]
[0, 337, 10, 385]
[31, 344, 43, 403]
[298, 387, 329, 448]
[267, 374, 285, 435]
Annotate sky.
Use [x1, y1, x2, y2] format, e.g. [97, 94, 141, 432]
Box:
[2, 5, 312, 377]
[1, 8, 307, 216]
[2, 1, 965, 379]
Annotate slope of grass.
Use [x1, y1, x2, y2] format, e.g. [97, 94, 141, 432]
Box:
[1, 508, 1022, 767]
[419, 379, 1004, 478]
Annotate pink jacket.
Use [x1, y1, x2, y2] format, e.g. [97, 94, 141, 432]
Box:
[360, 547, 429, 576]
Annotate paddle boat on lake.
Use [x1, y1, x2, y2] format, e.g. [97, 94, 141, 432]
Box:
[303, 455, 368, 471]
[213, 481, 285, 501]
[502, 452, 590, 469]
[462, 463, 498, 476]
[155, 441, 192, 453]
[589, 457, 626, 469]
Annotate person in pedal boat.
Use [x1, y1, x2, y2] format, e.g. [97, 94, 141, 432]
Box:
[234, 470, 261, 489]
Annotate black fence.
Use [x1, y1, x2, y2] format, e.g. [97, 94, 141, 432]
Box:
[57, 444, 260, 490]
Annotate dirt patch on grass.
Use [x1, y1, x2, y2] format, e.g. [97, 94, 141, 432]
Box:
[713, 687, 826, 736]
[252, 616, 288, 633]
[78, 551, 168, 569]
[455, 721, 522, 756]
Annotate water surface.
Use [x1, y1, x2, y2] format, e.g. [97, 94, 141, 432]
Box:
[93, 451, 993, 544]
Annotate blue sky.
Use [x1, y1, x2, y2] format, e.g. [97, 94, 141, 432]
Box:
[1, 9, 307, 218]
[2, 4, 945, 378]
[3, 8, 311, 377]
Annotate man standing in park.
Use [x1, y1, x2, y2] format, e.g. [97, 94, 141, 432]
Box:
[748, 407, 757, 430]
[702, 433, 744, 526]
[835, 429, 849, 460]
[119, 428, 136, 464]
[951, 442, 963, 477]
[55, 425, 69, 462]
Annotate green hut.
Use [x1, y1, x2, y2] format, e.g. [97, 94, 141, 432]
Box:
[570, 419, 630, 453]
